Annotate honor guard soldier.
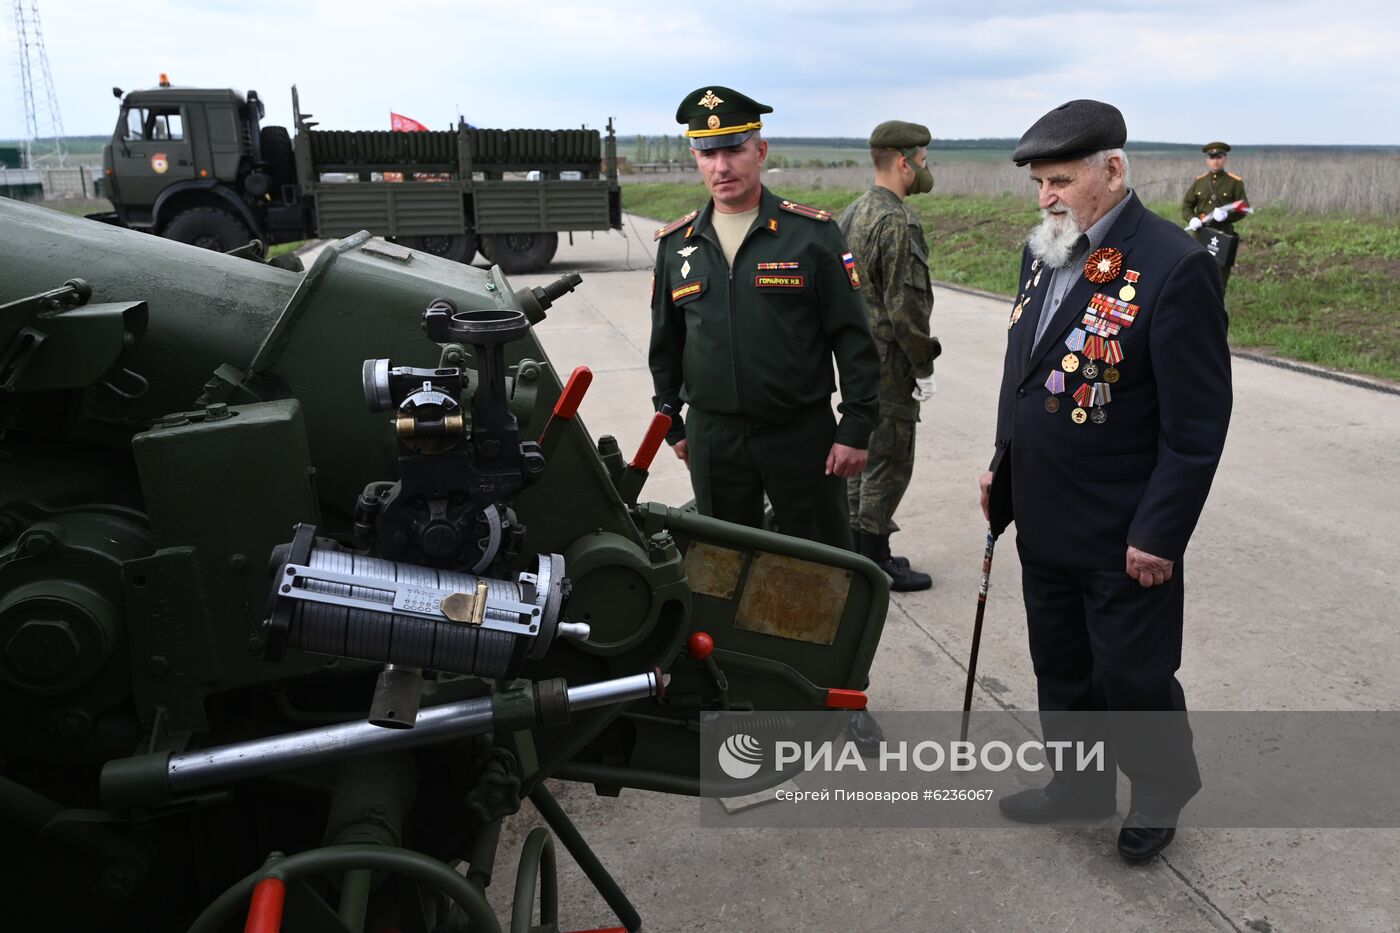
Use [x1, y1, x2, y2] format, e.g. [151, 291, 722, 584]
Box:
[648, 86, 880, 551]
[980, 100, 1233, 861]
[1182, 142, 1251, 286]
[838, 120, 942, 591]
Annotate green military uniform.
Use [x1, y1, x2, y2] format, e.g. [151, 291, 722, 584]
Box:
[649, 185, 880, 549]
[1182, 142, 1249, 286]
[838, 184, 940, 538]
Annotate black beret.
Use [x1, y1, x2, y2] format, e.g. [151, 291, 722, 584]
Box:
[869, 120, 931, 150]
[676, 86, 773, 150]
[1011, 99, 1126, 166]
[1203, 141, 1231, 155]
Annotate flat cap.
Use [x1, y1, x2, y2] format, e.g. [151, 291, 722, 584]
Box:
[1011, 99, 1126, 166]
[869, 120, 931, 151]
[676, 86, 773, 150]
[1202, 141, 1231, 155]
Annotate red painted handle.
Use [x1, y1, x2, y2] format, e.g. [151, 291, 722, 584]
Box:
[629, 411, 672, 471]
[553, 366, 593, 419]
[825, 689, 868, 711]
[244, 877, 286, 933]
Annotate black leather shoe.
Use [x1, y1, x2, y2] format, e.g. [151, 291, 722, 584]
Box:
[1117, 813, 1177, 861]
[846, 709, 885, 758]
[997, 787, 1117, 824]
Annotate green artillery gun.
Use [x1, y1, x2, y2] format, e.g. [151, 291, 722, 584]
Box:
[0, 199, 887, 931]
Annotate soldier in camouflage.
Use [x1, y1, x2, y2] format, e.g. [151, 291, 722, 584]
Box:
[837, 120, 942, 591]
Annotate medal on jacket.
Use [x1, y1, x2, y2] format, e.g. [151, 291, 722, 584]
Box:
[678, 244, 698, 279]
[1103, 340, 1124, 383]
[1044, 370, 1064, 412]
[1064, 328, 1087, 352]
[1061, 353, 1080, 374]
[1082, 334, 1104, 380]
[1083, 247, 1123, 284]
[1119, 269, 1140, 302]
[1090, 382, 1112, 424]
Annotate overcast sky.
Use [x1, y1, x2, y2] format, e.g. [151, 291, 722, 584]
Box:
[4, 0, 1398, 145]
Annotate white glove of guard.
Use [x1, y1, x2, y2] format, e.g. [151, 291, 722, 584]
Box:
[913, 375, 937, 402]
[1186, 216, 1204, 231]
[1211, 206, 1229, 222]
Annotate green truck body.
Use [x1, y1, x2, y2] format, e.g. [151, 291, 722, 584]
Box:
[92, 82, 622, 272]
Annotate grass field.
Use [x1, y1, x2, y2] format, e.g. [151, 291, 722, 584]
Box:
[622, 183, 1400, 382]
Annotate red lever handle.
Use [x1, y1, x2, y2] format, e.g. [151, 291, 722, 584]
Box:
[629, 411, 672, 471]
[244, 877, 286, 933]
[553, 366, 593, 420]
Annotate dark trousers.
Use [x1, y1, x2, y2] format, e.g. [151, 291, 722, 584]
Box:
[687, 404, 853, 551]
[1019, 543, 1202, 818]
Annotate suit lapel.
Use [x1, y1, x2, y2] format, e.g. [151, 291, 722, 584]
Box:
[1019, 193, 1145, 385]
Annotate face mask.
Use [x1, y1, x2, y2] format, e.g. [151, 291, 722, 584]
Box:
[903, 149, 934, 195]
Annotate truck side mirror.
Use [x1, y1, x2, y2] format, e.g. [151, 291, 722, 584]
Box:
[112, 87, 123, 99]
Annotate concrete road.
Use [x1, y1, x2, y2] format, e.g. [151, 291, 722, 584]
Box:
[306, 222, 1400, 931]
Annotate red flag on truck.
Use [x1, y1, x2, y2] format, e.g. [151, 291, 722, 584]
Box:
[390, 112, 428, 132]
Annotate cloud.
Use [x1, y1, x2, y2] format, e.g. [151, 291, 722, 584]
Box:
[1, 0, 1396, 144]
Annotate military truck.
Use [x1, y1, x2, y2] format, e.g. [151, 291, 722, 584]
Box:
[89, 78, 623, 272]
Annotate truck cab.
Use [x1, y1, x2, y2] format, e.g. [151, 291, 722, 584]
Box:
[98, 78, 303, 250]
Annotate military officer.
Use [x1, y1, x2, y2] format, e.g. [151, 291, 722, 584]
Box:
[1182, 142, 1249, 285]
[980, 100, 1232, 861]
[648, 86, 880, 551]
[837, 120, 942, 591]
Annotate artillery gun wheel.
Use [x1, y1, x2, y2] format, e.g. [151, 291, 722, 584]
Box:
[482, 232, 558, 274]
[402, 233, 478, 264]
[259, 125, 297, 195]
[162, 207, 252, 253]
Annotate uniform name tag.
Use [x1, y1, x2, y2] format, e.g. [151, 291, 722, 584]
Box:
[755, 274, 805, 289]
[671, 281, 704, 302]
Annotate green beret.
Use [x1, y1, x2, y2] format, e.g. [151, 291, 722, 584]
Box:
[1012, 99, 1126, 166]
[1203, 141, 1231, 155]
[868, 120, 931, 151]
[675, 86, 773, 150]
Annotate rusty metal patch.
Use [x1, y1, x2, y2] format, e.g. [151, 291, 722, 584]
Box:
[684, 541, 747, 600]
[734, 552, 852, 645]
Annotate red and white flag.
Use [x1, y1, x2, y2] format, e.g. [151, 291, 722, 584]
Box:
[390, 112, 428, 132]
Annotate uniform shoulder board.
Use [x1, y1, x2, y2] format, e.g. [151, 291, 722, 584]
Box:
[1194, 172, 1209, 180]
[654, 210, 699, 240]
[779, 199, 833, 222]
[1227, 172, 1243, 181]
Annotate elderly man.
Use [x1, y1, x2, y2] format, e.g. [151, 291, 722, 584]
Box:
[979, 100, 1232, 860]
[649, 86, 879, 550]
[838, 120, 942, 591]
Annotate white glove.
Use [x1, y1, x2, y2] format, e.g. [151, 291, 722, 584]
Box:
[1212, 206, 1229, 222]
[1186, 216, 1204, 231]
[913, 375, 937, 402]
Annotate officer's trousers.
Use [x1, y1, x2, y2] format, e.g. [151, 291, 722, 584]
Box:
[1018, 542, 1202, 820]
[686, 404, 853, 551]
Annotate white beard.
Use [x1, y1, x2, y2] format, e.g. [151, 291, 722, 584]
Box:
[1027, 208, 1084, 268]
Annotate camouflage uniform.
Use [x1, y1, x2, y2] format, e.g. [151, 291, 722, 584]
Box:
[838, 185, 941, 536]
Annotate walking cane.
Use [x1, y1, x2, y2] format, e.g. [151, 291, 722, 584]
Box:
[959, 528, 998, 742]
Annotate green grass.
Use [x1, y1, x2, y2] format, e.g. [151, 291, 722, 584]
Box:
[622, 184, 1400, 382]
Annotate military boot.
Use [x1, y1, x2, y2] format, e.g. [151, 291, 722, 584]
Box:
[871, 533, 932, 592]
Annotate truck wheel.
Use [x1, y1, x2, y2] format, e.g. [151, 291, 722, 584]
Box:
[260, 126, 297, 196]
[482, 232, 558, 274]
[162, 207, 252, 253]
[402, 233, 477, 264]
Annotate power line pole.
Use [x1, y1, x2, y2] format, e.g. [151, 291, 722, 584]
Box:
[11, 0, 67, 167]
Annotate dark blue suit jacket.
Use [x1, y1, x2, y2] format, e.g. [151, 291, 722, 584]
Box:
[988, 192, 1232, 568]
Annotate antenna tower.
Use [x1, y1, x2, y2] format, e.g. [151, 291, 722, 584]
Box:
[11, 0, 67, 166]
